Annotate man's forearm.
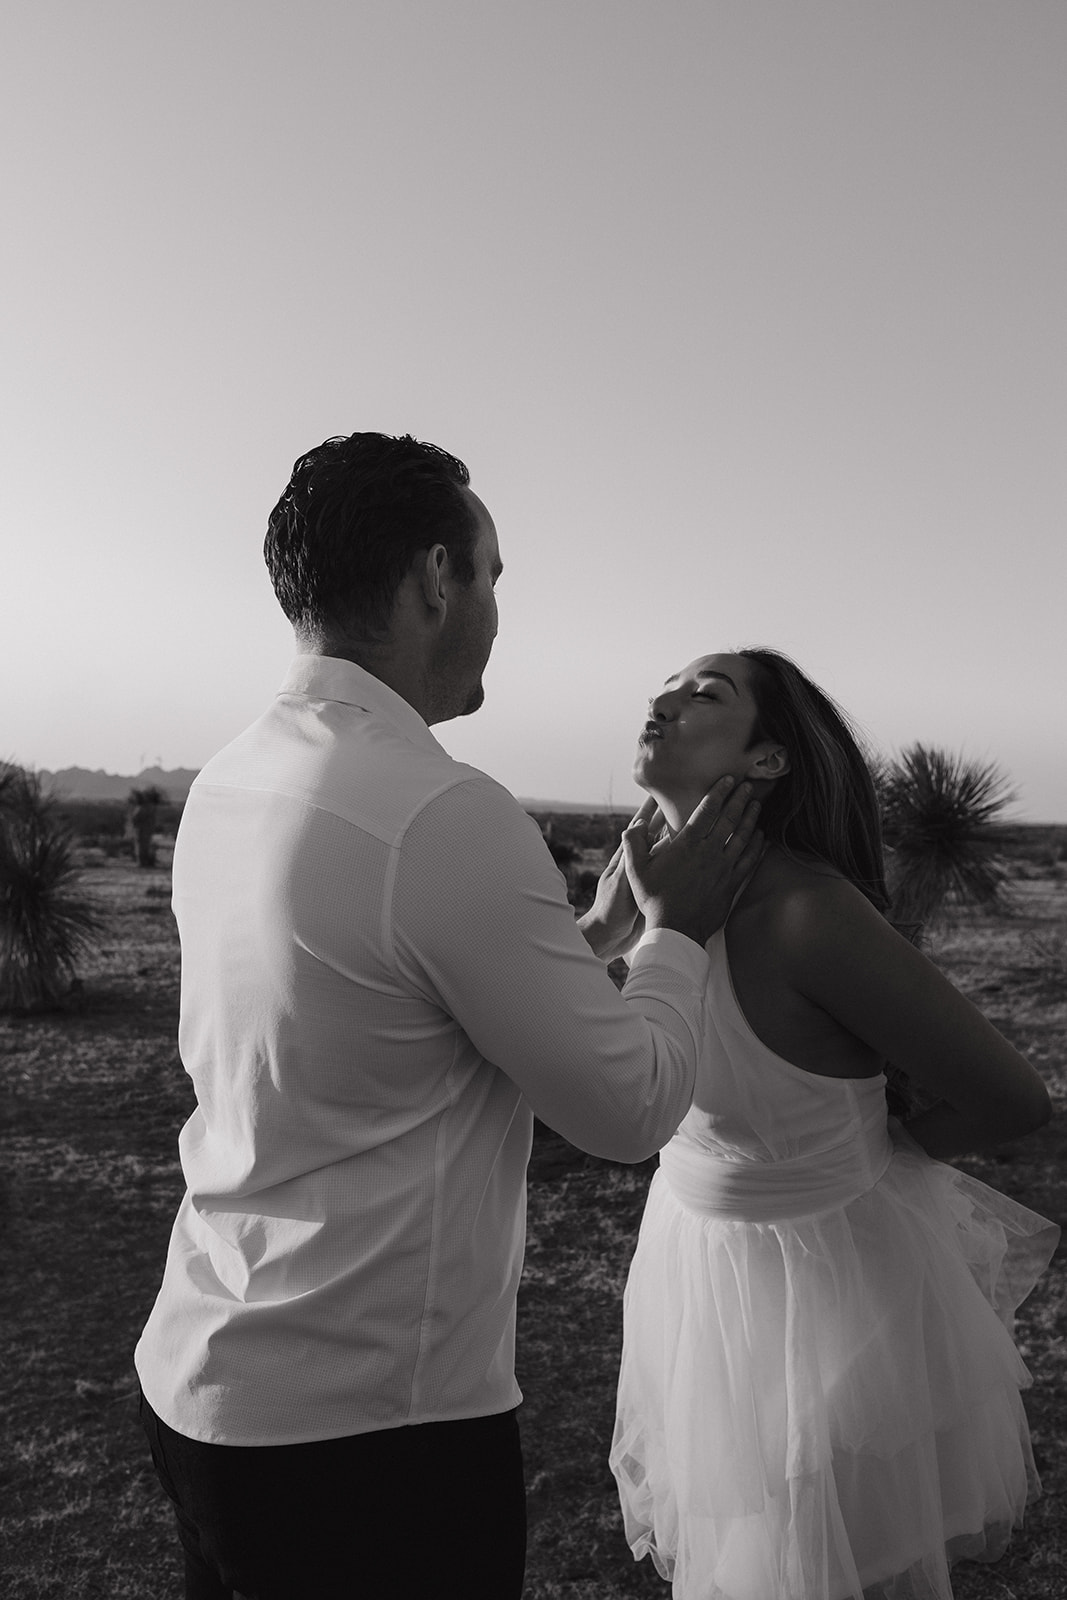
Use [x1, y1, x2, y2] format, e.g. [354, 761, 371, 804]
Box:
[576, 910, 642, 962]
[576, 909, 616, 959]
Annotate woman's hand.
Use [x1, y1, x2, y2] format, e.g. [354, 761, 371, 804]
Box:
[577, 797, 662, 960]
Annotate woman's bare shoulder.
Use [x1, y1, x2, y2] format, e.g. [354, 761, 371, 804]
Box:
[733, 851, 900, 995]
[748, 848, 872, 931]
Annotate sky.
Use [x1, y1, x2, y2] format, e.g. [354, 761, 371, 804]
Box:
[3, 1, 1065, 819]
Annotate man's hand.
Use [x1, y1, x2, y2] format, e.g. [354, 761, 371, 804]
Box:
[622, 778, 763, 947]
[577, 797, 662, 959]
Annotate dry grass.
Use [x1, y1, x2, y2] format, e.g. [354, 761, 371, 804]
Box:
[1, 840, 1064, 1598]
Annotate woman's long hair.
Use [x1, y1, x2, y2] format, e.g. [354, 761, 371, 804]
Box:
[737, 650, 930, 1117]
[737, 648, 889, 913]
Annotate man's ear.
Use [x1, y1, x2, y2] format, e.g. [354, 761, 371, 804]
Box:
[745, 743, 790, 782]
[418, 544, 449, 616]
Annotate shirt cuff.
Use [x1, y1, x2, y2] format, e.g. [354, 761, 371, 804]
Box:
[629, 927, 711, 987]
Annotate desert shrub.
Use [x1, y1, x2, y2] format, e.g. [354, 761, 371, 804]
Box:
[56, 796, 184, 856]
[545, 837, 580, 871]
[129, 785, 168, 807]
[531, 811, 632, 856]
[0, 763, 101, 1012]
[55, 798, 130, 856]
[128, 785, 168, 868]
[878, 745, 1016, 927]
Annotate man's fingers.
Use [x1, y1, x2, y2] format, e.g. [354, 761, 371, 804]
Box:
[682, 778, 752, 839]
[722, 797, 763, 855]
[713, 782, 761, 839]
[729, 826, 765, 875]
[628, 795, 659, 830]
[678, 775, 736, 836]
[621, 821, 650, 878]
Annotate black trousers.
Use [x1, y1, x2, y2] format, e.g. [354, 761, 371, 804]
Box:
[139, 1391, 527, 1599]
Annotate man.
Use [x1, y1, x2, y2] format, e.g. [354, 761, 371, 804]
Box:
[136, 432, 761, 1599]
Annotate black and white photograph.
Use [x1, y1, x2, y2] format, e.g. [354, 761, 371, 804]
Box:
[2, 4, 1065, 1597]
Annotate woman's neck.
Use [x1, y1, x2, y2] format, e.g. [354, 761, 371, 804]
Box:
[650, 774, 779, 836]
[646, 788, 702, 836]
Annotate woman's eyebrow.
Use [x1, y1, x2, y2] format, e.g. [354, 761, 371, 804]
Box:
[664, 669, 739, 694]
[696, 670, 739, 694]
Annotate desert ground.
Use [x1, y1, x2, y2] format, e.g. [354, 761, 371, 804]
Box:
[2, 813, 1065, 1598]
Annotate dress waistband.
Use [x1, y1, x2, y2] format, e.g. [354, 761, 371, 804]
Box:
[659, 1124, 894, 1224]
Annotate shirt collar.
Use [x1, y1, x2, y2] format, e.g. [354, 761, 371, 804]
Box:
[279, 655, 447, 755]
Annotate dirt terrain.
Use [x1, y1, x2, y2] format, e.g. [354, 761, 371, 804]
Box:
[1, 832, 1064, 1598]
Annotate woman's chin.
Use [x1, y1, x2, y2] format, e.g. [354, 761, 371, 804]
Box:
[631, 755, 654, 791]
[632, 766, 671, 801]
[633, 775, 682, 816]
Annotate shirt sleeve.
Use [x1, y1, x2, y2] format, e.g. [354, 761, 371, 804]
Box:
[388, 774, 708, 1162]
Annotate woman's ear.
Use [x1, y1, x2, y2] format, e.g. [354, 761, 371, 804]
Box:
[745, 743, 790, 782]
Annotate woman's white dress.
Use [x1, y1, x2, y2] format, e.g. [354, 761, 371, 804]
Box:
[610, 927, 1059, 1600]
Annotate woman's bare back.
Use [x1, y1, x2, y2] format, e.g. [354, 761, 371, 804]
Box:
[723, 847, 885, 1079]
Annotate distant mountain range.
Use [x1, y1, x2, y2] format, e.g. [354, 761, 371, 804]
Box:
[40, 766, 200, 802]
[518, 798, 634, 816]
[37, 765, 625, 814]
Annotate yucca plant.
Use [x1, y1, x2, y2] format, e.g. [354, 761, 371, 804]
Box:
[878, 744, 1016, 927]
[0, 763, 101, 1012]
[128, 784, 166, 868]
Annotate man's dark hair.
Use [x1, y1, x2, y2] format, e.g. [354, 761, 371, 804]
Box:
[263, 432, 478, 641]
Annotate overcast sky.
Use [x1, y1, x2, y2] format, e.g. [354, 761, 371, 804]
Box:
[4, 1, 1065, 818]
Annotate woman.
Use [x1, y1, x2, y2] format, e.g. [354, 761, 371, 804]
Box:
[579, 648, 1058, 1600]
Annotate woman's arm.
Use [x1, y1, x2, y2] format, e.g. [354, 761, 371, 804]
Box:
[776, 880, 1052, 1159]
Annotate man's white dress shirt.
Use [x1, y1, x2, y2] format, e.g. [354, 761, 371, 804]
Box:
[135, 656, 710, 1444]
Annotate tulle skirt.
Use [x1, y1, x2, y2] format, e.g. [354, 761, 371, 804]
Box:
[610, 1141, 1059, 1600]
